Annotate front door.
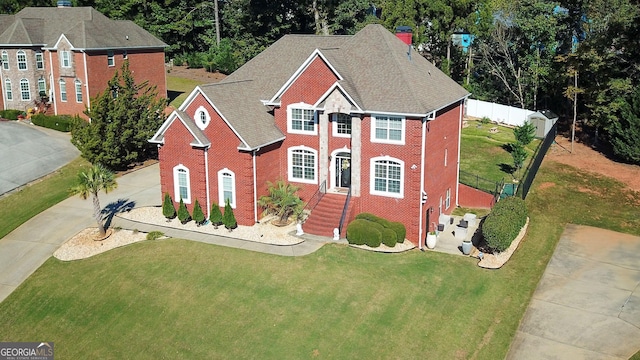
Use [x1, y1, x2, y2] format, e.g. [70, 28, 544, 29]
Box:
[335, 152, 351, 188]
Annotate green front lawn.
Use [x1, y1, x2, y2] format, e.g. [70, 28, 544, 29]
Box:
[1, 158, 638, 358]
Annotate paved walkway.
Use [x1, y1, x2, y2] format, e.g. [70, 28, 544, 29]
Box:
[506, 224, 640, 359]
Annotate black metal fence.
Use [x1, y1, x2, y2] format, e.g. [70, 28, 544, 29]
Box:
[517, 122, 558, 199]
[459, 170, 503, 196]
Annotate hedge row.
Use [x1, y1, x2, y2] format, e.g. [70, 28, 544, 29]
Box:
[482, 196, 528, 252]
[30, 114, 75, 132]
[0, 109, 23, 120]
[346, 212, 406, 248]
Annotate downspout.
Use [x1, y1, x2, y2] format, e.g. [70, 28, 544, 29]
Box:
[456, 100, 463, 207]
[0, 61, 5, 110]
[48, 51, 57, 115]
[204, 146, 211, 219]
[82, 51, 90, 116]
[418, 117, 427, 250]
[252, 149, 259, 223]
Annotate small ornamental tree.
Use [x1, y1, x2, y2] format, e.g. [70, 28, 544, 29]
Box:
[192, 199, 206, 225]
[222, 198, 237, 230]
[209, 202, 223, 228]
[177, 198, 191, 224]
[513, 121, 536, 146]
[162, 193, 176, 220]
[511, 142, 528, 178]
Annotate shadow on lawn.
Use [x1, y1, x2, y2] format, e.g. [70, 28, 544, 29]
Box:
[102, 198, 136, 229]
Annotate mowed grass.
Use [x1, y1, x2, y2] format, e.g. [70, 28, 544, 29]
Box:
[0, 157, 90, 239]
[167, 76, 204, 108]
[460, 121, 539, 183]
[1, 156, 639, 358]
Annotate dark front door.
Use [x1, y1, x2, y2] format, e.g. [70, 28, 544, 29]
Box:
[335, 152, 351, 188]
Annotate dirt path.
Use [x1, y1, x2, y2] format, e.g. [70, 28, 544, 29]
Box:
[547, 135, 640, 192]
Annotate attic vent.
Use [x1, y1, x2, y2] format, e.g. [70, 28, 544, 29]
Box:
[57, 0, 72, 7]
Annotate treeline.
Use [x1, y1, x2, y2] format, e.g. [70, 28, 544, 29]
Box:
[5, 0, 640, 163]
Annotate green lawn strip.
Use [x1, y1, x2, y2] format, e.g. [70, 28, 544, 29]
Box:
[0, 157, 90, 239]
[1, 161, 638, 358]
[167, 76, 204, 108]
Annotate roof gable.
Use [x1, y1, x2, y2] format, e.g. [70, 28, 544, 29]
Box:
[150, 110, 211, 148]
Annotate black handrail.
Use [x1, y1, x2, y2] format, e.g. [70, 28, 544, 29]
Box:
[302, 180, 326, 218]
[338, 186, 352, 236]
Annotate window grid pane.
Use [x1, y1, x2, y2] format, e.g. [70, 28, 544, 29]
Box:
[2, 52, 8, 70]
[36, 53, 44, 69]
[59, 80, 67, 101]
[5, 79, 12, 101]
[291, 150, 315, 181]
[374, 160, 401, 194]
[75, 81, 82, 102]
[302, 109, 314, 131]
[178, 171, 188, 200]
[375, 116, 403, 141]
[17, 51, 26, 70]
[38, 79, 45, 93]
[291, 108, 314, 132]
[336, 114, 352, 134]
[20, 79, 30, 100]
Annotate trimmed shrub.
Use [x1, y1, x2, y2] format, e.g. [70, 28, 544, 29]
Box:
[0, 109, 23, 120]
[177, 198, 191, 224]
[482, 197, 528, 252]
[209, 202, 223, 228]
[354, 212, 406, 243]
[389, 222, 406, 243]
[192, 199, 206, 225]
[346, 219, 371, 245]
[223, 198, 237, 230]
[162, 193, 176, 219]
[146, 231, 164, 240]
[381, 228, 398, 247]
[30, 114, 74, 132]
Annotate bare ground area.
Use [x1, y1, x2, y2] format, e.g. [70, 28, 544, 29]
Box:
[165, 64, 226, 83]
[547, 134, 640, 192]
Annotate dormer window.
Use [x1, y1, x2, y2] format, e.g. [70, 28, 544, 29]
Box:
[287, 103, 316, 135]
[195, 106, 210, 130]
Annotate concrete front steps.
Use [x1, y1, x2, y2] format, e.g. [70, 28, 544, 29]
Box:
[303, 193, 347, 237]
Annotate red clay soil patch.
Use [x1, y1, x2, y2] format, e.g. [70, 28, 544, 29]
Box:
[547, 135, 640, 192]
[537, 182, 555, 190]
[165, 65, 226, 83]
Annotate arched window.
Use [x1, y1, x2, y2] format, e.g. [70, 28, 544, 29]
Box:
[16, 50, 27, 70]
[75, 79, 82, 102]
[370, 156, 404, 198]
[218, 168, 236, 208]
[173, 164, 191, 204]
[5, 79, 12, 101]
[19, 78, 30, 101]
[59, 79, 67, 102]
[288, 146, 317, 184]
[195, 106, 210, 130]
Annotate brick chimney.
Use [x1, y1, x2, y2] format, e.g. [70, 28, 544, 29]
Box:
[395, 26, 412, 45]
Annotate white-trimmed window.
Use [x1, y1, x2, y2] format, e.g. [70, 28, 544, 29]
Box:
[107, 51, 114, 67]
[59, 79, 67, 102]
[332, 113, 352, 137]
[38, 78, 46, 95]
[288, 146, 317, 184]
[5, 79, 12, 101]
[445, 188, 451, 209]
[35, 51, 44, 70]
[370, 156, 404, 198]
[2, 51, 8, 70]
[173, 165, 191, 204]
[75, 79, 82, 102]
[444, 148, 448, 167]
[371, 114, 405, 144]
[16, 50, 27, 70]
[19, 78, 30, 100]
[287, 103, 316, 134]
[218, 168, 236, 208]
[61, 51, 71, 68]
[195, 106, 210, 130]
[122, 50, 128, 59]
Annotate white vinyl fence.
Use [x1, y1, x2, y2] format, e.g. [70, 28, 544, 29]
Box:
[465, 99, 534, 127]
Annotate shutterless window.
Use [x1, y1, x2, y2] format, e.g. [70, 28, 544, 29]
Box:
[75, 79, 82, 102]
[218, 169, 236, 208]
[2, 51, 8, 70]
[35, 52, 44, 70]
[5, 79, 12, 101]
[107, 51, 114, 67]
[17, 50, 27, 70]
[61, 51, 71, 68]
[291, 108, 315, 132]
[38, 78, 46, 94]
[20, 78, 30, 100]
[59, 79, 67, 102]
[335, 113, 352, 135]
[445, 188, 451, 209]
[371, 158, 403, 197]
[374, 115, 403, 141]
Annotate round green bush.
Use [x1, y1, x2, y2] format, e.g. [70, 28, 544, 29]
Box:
[346, 219, 382, 246]
[381, 228, 397, 247]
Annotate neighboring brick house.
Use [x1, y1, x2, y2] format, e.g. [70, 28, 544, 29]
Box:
[150, 24, 469, 247]
[0, 3, 167, 118]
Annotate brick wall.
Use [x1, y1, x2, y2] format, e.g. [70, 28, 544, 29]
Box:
[458, 184, 494, 209]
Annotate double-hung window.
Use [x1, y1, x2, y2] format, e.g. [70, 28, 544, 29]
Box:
[75, 79, 82, 102]
[218, 169, 236, 208]
[35, 52, 44, 70]
[173, 165, 191, 203]
[17, 50, 27, 70]
[61, 51, 71, 68]
[107, 51, 114, 67]
[59, 79, 67, 102]
[2, 51, 8, 70]
[5, 79, 12, 101]
[38, 78, 46, 95]
[19, 79, 30, 101]
[370, 157, 404, 198]
[287, 103, 316, 134]
[371, 114, 404, 144]
[288, 146, 317, 184]
[445, 188, 451, 209]
[333, 113, 352, 137]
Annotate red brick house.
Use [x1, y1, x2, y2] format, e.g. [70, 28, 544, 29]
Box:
[0, 3, 167, 118]
[150, 25, 469, 247]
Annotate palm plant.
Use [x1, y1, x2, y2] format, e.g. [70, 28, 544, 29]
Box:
[72, 163, 118, 237]
[257, 180, 304, 224]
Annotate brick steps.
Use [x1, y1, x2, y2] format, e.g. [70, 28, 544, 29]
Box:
[303, 193, 346, 237]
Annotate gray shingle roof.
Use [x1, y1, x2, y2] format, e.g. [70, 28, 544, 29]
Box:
[150, 109, 210, 148]
[185, 24, 469, 150]
[0, 7, 166, 49]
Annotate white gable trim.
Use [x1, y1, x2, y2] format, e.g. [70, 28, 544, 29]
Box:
[149, 111, 210, 148]
[47, 34, 74, 50]
[265, 49, 343, 106]
[178, 86, 205, 111]
[313, 82, 363, 113]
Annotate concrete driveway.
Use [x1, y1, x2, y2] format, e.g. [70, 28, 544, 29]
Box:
[0, 121, 79, 196]
[507, 224, 640, 359]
